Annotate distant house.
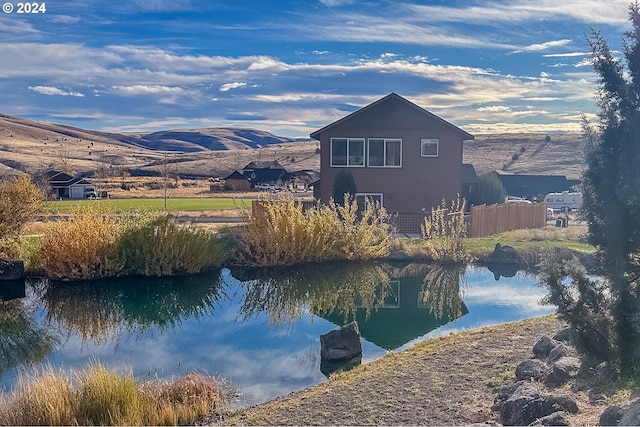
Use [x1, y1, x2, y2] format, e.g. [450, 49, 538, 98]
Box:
[46, 170, 95, 199]
[223, 171, 251, 191]
[310, 93, 475, 232]
[493, 171, 581, 200]
[242, 166, 292, 188]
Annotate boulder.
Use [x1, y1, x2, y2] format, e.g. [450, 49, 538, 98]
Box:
[0, 259, 24, 281]
[553, 327, 572, 343]
[599, 405, 624, 426]
[543, 356, 582, 387]
[515, 359, 548, 381]
[528, 411, 569, 426]
[320, 321, 362, 361]
[533, 336, 558, 359]
[483, 243, 520, 264]
[616, 398, 640, 426]
[500, 383, 578, 426]
[548, 343, 574, 362]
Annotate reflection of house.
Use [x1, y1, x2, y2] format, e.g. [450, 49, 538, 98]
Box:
[46, 171, 95, 199]
[310, 93, 475, 233]
[223, 171, 251, 191]
[323, 274, 467, 350]
[493, 171, 581, 200]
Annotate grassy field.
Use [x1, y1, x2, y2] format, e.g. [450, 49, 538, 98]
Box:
[46, 197, 253, 213]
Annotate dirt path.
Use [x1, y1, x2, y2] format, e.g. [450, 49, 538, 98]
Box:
[208, 316, 605, 426]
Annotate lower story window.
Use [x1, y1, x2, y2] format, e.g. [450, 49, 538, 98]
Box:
[355, 193, 383, 210]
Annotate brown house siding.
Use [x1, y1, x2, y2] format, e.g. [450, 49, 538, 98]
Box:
[311, 93, 473, 218]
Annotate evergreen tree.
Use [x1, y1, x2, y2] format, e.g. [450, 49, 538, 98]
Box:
[332, 171, 357, 205]
[581, 2, 640, 370]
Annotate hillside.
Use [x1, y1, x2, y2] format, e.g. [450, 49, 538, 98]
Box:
[0, 114, 585, 180]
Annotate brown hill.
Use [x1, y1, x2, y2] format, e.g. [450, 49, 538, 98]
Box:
[0, 114, 584, 180]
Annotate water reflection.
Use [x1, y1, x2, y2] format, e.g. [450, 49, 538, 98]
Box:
[0, 298, 57, 376]
[234, 262, 469, 351]
[232, 262, 393, 326]
[37, 272, 226, 345]
[0, 262, 553, 407]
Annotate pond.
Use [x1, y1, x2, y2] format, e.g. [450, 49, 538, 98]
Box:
[0, 262, 554, 407]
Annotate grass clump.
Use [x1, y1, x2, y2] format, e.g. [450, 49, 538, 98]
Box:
[38, 206, 121, 280]
[236, 194, 391, 266]
[118, 214, 229, 276]
[35, 206, 228, 280]
[0, 362, 225, 426]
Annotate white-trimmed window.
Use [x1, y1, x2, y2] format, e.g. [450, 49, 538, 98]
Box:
[331, 138, 365, 167]
[355, 193, 383, 211]
[368, 138, 402, 167]
[421, 138, 439, 157]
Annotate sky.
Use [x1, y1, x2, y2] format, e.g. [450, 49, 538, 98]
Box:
[0, 0, 635, 137]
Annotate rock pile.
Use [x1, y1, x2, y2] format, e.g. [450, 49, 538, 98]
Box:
[493, 327, 582, 426]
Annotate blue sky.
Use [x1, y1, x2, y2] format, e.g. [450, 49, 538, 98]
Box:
[0, 0, 634, 137]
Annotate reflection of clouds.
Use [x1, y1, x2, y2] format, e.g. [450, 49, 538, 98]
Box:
[463, 285, 552, 314]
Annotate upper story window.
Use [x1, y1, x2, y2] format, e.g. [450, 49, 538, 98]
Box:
[421, 138, 439, 157]
[368, 138, 402, 167]
[331, 138, 365, 167]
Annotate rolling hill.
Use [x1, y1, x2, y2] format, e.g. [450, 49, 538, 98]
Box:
[0, 113, 585, 180]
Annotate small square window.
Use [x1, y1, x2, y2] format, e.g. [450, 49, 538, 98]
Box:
[421, 139, 439, 157]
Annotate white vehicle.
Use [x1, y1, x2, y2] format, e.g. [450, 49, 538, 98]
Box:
[505, 196, 531, 204]
[543, 191, 582, 211]
[255, 183, 276, 191]
[84, 186, 98, 199]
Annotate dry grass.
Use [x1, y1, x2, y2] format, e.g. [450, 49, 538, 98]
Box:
[0, 363, 226, 426]
[235, 195, 391, 266]
[217, 316, 600, 426]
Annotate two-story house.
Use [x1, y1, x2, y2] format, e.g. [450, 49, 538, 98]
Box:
[310, 93, 475, 233]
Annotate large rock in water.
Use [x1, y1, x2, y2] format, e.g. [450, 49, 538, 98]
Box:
[0, 259, 24, 281]
[483, 243, 520, 264]
[320, 321, 362, 361]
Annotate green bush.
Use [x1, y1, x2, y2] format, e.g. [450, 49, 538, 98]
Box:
[117, 215, 228, 276]
[332, 171, 357, 205]
[468, 172, 506, 206]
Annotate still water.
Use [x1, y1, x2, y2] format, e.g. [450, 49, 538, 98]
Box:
[0, 262, 553, 407]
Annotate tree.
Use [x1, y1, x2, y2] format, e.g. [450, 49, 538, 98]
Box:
[332, 171, 357, 205]
[468, 172, 506, 206]
[0, 176, 44, 258]
[543, 2, 640, 373]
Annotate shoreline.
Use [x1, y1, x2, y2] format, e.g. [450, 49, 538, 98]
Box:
[208, 315, 607, 426]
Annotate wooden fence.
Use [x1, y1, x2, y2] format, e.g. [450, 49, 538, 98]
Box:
[467, 203, 547, 238]
[392, 203, 546, 237]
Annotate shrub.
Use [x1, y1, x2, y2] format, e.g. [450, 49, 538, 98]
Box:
[0, 176, 44, 258]
[421, 196, 470, 263]
[332, 171, 357, 205]
[236, 194, 390, 266]
[117, 215, 228, 276]
[37, 208, 227, 280]
[468, 172, 507, 206]
[0, 362, 225, 426]
[38, 206, 121, 280]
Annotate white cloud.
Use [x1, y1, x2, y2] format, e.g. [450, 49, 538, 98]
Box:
[513, 39, 573, 54]
[219, 82, 247, 92]
[28, 86, 84, 97]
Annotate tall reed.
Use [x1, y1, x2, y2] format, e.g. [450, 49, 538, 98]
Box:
[421, 196, 470, 263]
[235, 194, 391, 266]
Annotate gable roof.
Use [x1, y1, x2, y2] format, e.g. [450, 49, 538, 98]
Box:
[242, 167, 292, 183]
[310, 93, 474, 140]
[494, 171, 581, 198]
[224, 170, 248, 181]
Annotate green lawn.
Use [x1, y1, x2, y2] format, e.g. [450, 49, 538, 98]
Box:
[46, 197, 253, 213]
